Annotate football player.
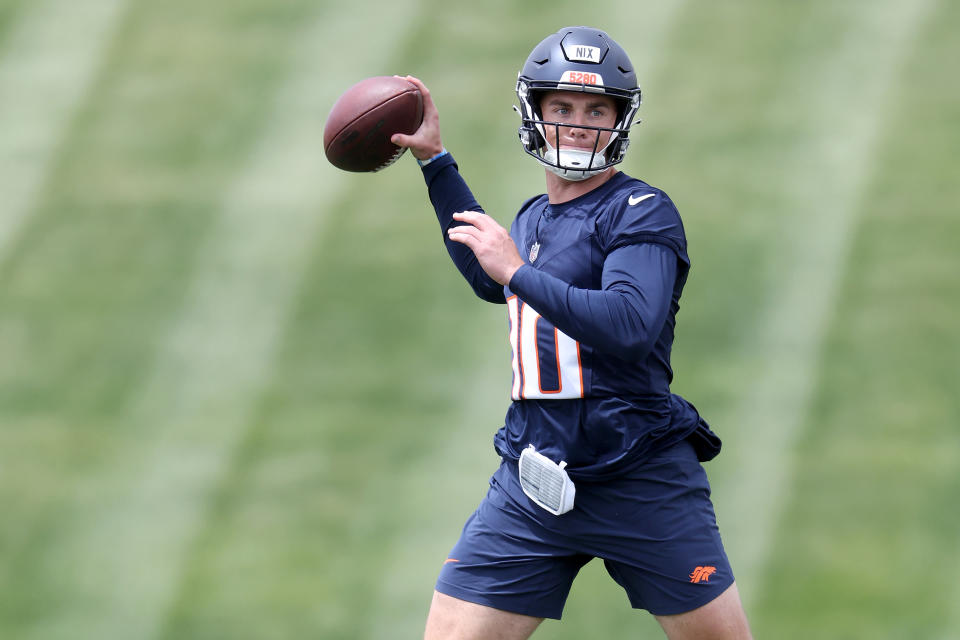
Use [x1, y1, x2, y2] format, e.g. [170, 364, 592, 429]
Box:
[392, 26, 753, 640]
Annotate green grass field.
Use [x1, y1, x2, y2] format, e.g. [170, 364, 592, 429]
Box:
[1, 0, 958, 638]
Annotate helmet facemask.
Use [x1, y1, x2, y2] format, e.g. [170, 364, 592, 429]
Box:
[516, 80, 640, 181]
[519, 87, 636, 181]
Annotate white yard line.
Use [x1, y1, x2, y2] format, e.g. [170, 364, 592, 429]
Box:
[715, 0, 937, 609]
[26, 4, 418, 640]
[0, 0, 128, 262]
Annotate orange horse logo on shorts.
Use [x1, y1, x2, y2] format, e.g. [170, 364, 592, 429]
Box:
[689, 566, 717, 584]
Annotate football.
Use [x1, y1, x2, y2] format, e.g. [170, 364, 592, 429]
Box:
[323, 76, 423, 172]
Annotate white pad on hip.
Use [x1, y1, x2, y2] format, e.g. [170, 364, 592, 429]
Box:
[518, 445, 576, 515]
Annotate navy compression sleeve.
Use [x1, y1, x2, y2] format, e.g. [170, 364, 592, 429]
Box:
[508, 242, 678, 361]
[421, 153, 505, 303]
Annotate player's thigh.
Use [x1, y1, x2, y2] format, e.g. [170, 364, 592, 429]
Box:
[654, 582, 752, 640]
[424, 591, 543, 640]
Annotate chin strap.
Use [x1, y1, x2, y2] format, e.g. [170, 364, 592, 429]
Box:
[541, 142, 609, 181]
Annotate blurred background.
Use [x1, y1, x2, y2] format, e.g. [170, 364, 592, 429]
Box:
[0, 0, 957, 638]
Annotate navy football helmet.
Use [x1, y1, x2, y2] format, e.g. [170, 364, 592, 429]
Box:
[515, 27, 642, 180]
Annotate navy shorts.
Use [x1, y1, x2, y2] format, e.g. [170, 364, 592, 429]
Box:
[435, 440, 734, 619]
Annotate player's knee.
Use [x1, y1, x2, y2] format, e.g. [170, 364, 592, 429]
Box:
[656, 582, 752, 640]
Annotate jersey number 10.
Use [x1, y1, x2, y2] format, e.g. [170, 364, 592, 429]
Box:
[507, 297, 585, 400]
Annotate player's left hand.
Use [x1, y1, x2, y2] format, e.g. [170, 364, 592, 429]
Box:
[448, 211, 525, 286]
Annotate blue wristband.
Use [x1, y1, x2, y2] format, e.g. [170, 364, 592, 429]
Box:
[417, 148, 449, 167]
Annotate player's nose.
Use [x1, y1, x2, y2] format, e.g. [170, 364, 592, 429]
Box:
[566, 110, 592, 134]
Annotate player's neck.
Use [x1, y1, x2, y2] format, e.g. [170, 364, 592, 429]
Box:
[545, 168, 617, 204]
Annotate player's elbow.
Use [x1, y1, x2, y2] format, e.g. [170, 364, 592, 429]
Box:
[604, 296, 658, 360]
[473, 281, 507, 304]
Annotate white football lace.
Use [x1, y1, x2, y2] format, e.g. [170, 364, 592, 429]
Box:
[373, 146, 408, 172]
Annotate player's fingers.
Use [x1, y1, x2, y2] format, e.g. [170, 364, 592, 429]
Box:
[456, 212, 506, 239]
[446, 228, 477, 248]
[403, 75, 431, 101]
[452, 211, 487, 228]
[447, 222, 479, 239]
[392, 75, 429, 104]
[404, 75, 440, 119]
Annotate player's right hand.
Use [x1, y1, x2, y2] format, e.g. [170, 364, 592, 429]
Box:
[390, 76, 444, 161]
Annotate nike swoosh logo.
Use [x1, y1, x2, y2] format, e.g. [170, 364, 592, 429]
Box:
[628, 193, 656, 206]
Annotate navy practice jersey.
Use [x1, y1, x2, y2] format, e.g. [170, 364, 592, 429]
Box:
[421, 153, 720, 480]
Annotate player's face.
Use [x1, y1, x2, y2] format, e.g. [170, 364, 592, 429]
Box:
[539, 91, 618, 153]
